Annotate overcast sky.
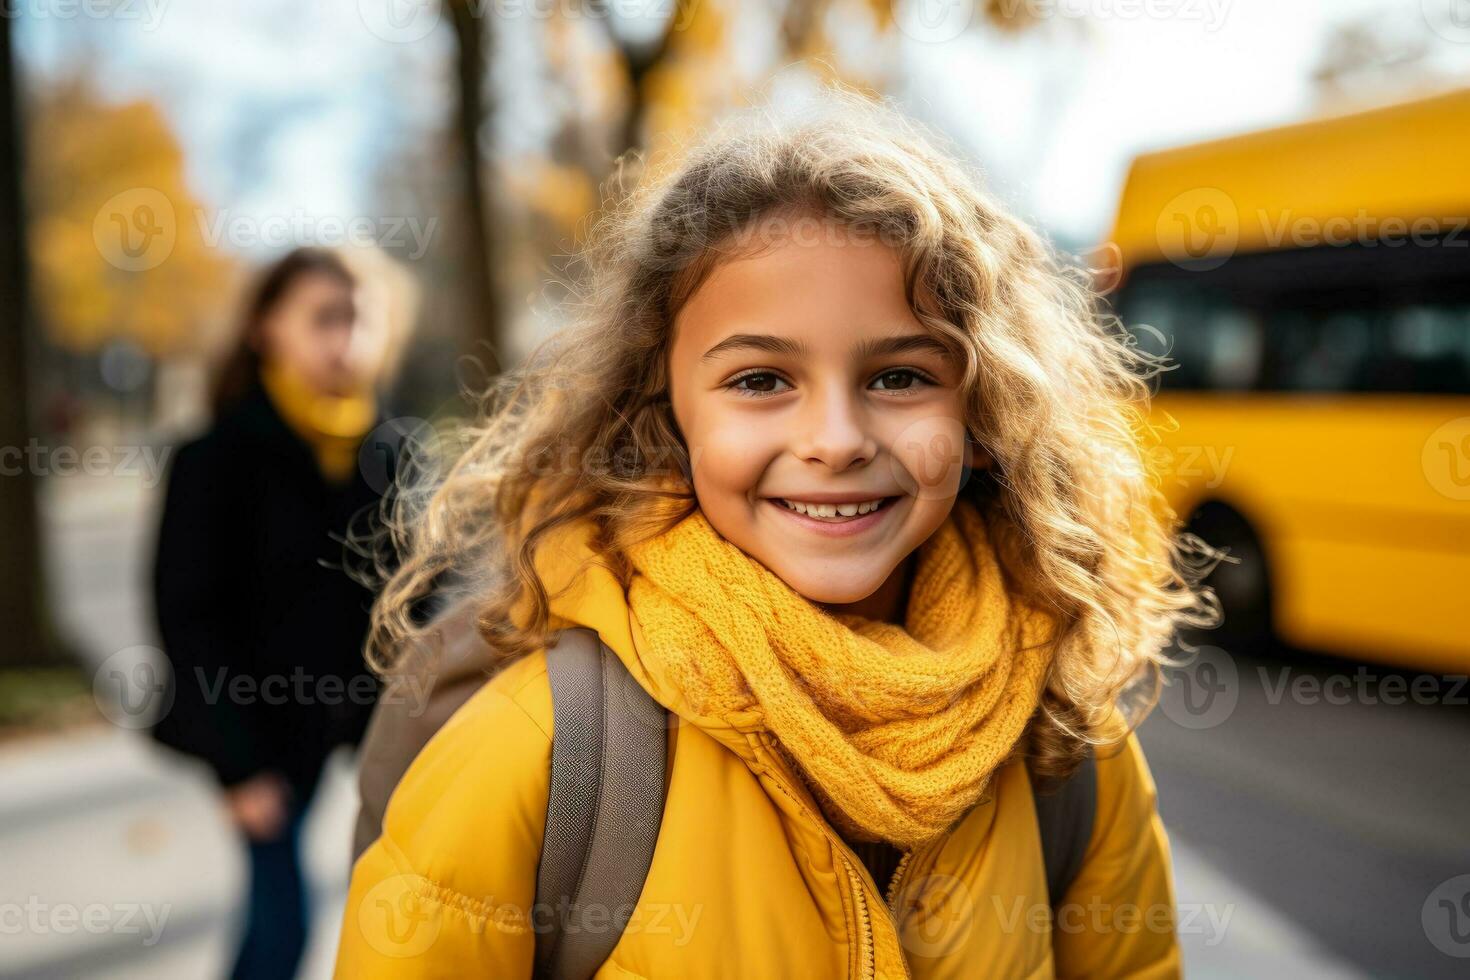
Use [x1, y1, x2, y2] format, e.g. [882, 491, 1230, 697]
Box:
[18, 0, 1470, 252]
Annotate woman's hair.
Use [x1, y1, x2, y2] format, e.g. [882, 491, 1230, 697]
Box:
[211, 245, 419, 416]
[370, 87, 1219, 780]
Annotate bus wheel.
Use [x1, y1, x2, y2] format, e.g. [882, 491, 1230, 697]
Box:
[1186, 502, 1276, 655]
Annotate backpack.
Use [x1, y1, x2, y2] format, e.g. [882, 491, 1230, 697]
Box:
[352, 608, 1098, 980]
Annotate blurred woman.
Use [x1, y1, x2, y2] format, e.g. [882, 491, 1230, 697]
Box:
[150, 245, 416, 980]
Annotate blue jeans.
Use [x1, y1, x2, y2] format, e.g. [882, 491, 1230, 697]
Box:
[229, 804, 309, 980]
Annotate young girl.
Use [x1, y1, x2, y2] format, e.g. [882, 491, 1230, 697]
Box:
[336, 91, 1213, 979]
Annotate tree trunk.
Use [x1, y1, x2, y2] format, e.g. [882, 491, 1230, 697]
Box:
[0, 16, 55, 667]
[591, 0, 691, 161]
[445, 1, 502, 370]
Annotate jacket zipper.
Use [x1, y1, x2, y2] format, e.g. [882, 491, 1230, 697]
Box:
[752, 736, 883, 979]
[844, 860, 877, 980]
[886, 849, 916, 911]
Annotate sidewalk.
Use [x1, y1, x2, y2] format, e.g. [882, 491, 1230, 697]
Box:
[0, 727, 356, 980]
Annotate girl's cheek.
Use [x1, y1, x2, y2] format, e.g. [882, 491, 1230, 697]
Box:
[883, 413, 970, 501]
[685, 413, 784, 501]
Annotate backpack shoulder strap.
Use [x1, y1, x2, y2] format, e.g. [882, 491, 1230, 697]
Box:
[1030, 749, 1098, 909]
[534, 628, 668, 980]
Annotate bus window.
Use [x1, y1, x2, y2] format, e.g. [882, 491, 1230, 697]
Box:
[1271, 311, 1374, 393]
[1204, 311, 1263, 390]
[1379, 304, 1470, 394]
[1120, 282, 1263, 391]
[1117, 244, 1470, 396]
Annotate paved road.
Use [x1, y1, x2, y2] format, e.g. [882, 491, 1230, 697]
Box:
[1140, 641, 1470, 978]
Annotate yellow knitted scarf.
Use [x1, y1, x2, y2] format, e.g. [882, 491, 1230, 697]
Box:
[260, 360, 376, 484]
[626, 501, 1056, 850]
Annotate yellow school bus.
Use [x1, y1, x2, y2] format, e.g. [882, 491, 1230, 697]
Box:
[1108, 87, 1470, 673]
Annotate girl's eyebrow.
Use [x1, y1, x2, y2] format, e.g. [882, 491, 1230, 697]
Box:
[700, 332, 953, 362]
[855, 334, 953, 360]
[701, 333, 809, 361]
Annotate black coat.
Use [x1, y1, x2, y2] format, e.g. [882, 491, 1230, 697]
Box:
[150, 381, 395, 801]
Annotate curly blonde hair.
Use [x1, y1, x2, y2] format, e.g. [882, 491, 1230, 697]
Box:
[368, 87, 1218, 781]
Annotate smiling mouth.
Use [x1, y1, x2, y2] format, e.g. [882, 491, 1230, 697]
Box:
[775, 497, 896, 522]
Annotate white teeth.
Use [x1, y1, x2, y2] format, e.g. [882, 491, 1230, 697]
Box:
[780, 498, 885, 519]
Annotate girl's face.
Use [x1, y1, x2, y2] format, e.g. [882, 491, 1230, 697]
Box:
[259, 270, 389, 396]
[668, 227, 973, 612]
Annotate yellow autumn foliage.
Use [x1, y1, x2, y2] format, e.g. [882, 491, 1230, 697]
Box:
[27, 78, 237, 357]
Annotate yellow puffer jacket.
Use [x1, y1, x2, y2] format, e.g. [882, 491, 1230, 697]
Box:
[335, 543, 1182, 979]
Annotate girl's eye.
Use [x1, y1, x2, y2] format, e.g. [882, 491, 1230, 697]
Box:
[727, 371, 791, 396]
[870, 368, 930, 391]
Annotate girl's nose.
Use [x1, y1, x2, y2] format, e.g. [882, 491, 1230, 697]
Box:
[793, 388, 878, 471]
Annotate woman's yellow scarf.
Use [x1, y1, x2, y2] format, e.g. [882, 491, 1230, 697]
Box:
[260, 360, 377, 484]
[626, 501, 1056, 850]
